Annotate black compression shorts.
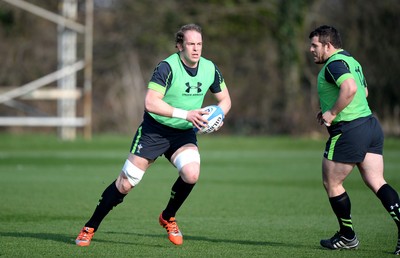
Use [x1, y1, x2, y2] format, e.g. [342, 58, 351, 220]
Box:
[129, 112, 197, 161]
[324, 115, 383, 163]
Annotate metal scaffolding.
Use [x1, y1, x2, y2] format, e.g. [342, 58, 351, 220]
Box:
[0, 0, 93, 140]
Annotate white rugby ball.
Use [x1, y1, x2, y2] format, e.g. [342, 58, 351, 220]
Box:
[194, 105, 225, 134]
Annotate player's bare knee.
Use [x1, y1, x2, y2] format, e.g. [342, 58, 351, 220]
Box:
[181, 172, 199, 184]
[121, 159, 145, 190]
[173, 149, 200, 184]
[116, 173, 133, 194]
[179, 168, 199, 184]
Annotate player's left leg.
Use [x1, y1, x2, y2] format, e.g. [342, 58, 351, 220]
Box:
[358, 152, 400, 255]
[159, 144, 200, 245]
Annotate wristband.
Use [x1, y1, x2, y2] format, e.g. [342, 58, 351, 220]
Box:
[172, 108, 188, 120]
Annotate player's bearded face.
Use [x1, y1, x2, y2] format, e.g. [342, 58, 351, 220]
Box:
[310, 36, 328, 64]
[180, 30, 202, 68]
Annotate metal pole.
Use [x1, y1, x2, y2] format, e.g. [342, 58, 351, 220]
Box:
[58, 0, 78, 140]
[83, 0, 93, 140]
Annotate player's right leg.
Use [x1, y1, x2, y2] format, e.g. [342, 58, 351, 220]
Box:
[320, 158, 358, 250]
[75, 155, 149, 246]
[75, 179, 127, 246]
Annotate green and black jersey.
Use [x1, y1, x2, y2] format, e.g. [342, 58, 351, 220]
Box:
[147, 52, 226, 130]
[317, 49, 371, 124]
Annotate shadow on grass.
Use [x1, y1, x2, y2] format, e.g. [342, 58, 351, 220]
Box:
[0, 230, 299, 249]
[0, 231, 161, 247]
[0, 230, 393, 257]
[104, 230, 294, 248]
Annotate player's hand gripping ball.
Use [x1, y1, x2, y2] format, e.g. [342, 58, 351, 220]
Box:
[193, 105, 225, 134]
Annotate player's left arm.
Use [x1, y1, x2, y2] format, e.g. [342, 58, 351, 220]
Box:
[210, 65, 231, 116]
[213, 87, 231, 117]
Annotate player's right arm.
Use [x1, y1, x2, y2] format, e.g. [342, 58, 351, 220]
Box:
[144, 62, 208, 128]
[144, 89, 208, 129]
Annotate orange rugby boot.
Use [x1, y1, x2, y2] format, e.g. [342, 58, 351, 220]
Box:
[75, 227, 95, 246]
[159, 213, 183, 245]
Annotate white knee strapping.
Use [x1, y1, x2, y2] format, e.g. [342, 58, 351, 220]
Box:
[173, 149, 200, 171]
[122, 159, 145, 186]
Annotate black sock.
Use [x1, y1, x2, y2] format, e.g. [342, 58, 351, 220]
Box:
[329, 192, 355, 239]
[376, 184, 400, 237]
[162, 176, 195, 220]
[85, 181, 126, 231]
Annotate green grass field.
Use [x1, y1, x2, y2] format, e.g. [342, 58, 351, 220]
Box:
[1, 133, 399, 257]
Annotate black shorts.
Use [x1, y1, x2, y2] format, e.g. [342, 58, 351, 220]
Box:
[324, 115, 384, 163]
[129, 112, 197, 161]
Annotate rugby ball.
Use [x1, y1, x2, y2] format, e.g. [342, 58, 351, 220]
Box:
[193, 105, 225, 134]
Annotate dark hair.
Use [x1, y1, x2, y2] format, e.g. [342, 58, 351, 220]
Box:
[175, 24, 202, 47]
[309, 25, 342, 48]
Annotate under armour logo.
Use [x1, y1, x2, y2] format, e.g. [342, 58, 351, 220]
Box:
[185, 82, 202, 93]
[390, 203, 399, 210]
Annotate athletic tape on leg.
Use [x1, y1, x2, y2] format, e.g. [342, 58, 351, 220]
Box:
[122, 159, 144, 186]
[173, 149, 200, 171]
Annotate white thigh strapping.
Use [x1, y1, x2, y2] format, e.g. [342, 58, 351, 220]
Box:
[122, 159, 145, 186]
[173, 149, 200, 171]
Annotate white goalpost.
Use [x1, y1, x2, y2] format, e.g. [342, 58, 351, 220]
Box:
[0, 0, 93, 140]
